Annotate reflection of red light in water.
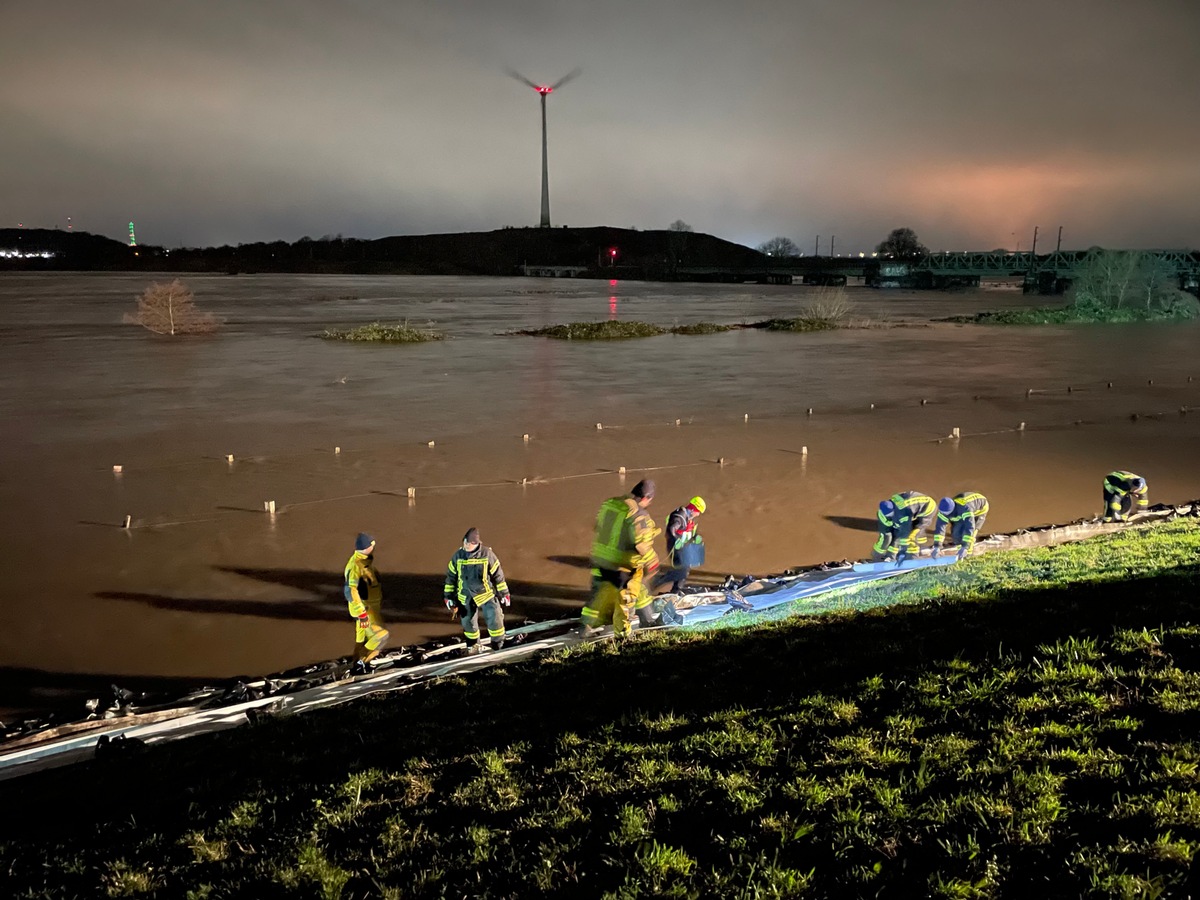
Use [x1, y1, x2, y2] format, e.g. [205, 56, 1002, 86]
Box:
[609, 296, 618, 320]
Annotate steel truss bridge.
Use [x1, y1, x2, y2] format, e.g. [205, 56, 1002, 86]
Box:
[908, 248, 1200, 279]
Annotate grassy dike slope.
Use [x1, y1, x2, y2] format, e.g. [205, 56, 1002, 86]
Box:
[4, 521, 1200, 898]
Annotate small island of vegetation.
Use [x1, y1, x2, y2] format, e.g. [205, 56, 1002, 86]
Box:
[320, 321, 445, 342]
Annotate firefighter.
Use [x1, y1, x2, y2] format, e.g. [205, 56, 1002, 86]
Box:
[444, 528, 511, 654]
[651, 496, 706, 593]
[873, 491, 936, 562]
[932, 492, 990, 560]
[344, 532, 389, 676]
[1103, 471, 1148, 522]
[582, 479, 662, 635]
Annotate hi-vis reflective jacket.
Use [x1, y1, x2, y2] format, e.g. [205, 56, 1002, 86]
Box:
[590, 495, 661, 573]
[1104, 470, 1148, 518]
[665, 506, 700, 561]
[933, 492, 990, 550]
[344, 551, 381, 618]
[444, 544, 509, 608]
[874, 491, 936, 555]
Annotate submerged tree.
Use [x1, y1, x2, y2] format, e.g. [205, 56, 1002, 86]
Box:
[124, 279, 220, 335]
[876, 227, 929, 259]
[757, 236, 800, 258]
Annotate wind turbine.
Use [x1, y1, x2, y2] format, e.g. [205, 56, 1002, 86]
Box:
[507, 68, 580, 228]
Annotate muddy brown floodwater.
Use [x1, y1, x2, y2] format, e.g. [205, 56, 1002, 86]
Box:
[2, 273, 1199, 716]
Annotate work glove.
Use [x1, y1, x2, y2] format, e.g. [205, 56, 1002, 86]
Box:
[357, 614, 370, 629]
[895, 548, 908, 565]
[956, 546, 968, 562]
[500, 593, 511, 607]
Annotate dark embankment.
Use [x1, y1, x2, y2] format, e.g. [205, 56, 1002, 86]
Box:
[0, 226, 768, 277]
[3, 521, 1200, 896]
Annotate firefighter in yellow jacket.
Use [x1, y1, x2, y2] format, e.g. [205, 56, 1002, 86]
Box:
[344, 532, 389, 676]
[581, 479, 662, 635]
[444, 528, 511, 655]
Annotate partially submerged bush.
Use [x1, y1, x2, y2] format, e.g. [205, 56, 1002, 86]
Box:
[670, 322, 737, 335]
[320, 321, 444, 342]
[519, 321, 668, 340]
[955, 251, 1198, 325]
[124, 279, 220, 336]
[755, 289, 871, 331]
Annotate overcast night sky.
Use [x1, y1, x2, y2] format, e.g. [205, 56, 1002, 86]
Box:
[2, 0, 1198, 252]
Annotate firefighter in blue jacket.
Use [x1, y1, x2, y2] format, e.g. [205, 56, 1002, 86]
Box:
[874, 491, 937, 561]
[1103, 471, 1148, 522]
[932, 492, 990, 560]
[444, 528, 511, 654]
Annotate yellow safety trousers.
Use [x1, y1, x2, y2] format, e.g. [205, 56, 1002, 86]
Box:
[581, 569, 654, 636]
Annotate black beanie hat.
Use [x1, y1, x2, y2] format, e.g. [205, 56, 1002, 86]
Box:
[631, 479, 655, 500]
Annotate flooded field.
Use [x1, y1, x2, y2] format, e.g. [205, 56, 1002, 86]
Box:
[3, 272, 1200, 712]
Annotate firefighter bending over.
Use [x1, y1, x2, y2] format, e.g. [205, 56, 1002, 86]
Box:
[932, 492, 989, 560]
[1103, 471, 1148, 523]
[444, 528, 511, 655]
[874, 491, 936, 562]
[582, 479, 662, 635]
[344, 532, 389, 676]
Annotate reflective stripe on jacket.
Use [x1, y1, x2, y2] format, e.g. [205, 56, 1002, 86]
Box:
[344, 551, 381, 618]
[590, 496, 660, 572]
[444, 545, 509, 606]
[933, 492, 989, 547]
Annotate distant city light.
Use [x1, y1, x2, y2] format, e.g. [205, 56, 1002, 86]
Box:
[0, 249, 55, 259]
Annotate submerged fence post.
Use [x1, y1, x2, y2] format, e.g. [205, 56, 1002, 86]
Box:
[407, 487, 416, 499]
[112, 465, 123, 474]
[122, 515, 132, 529]
[263, 500, 276, 514]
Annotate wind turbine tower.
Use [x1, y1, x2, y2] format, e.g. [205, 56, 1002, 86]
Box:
[508, 68, 580, 228]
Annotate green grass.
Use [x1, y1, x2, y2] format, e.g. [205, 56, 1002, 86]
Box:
[319, 321, 444, 342]
[5, 520, 1200, 897]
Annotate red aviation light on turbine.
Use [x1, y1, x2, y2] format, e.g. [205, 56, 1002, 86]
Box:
[537, 85, 552, 94]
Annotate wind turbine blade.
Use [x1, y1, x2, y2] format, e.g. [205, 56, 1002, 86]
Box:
[504, 67, 540, 90]
[550, 68, 582, 91]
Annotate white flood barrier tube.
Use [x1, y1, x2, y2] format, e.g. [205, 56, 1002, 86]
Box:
[3, 504, 1197, 781]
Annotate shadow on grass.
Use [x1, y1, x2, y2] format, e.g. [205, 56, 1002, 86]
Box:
[7, 559, 1200, 896]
